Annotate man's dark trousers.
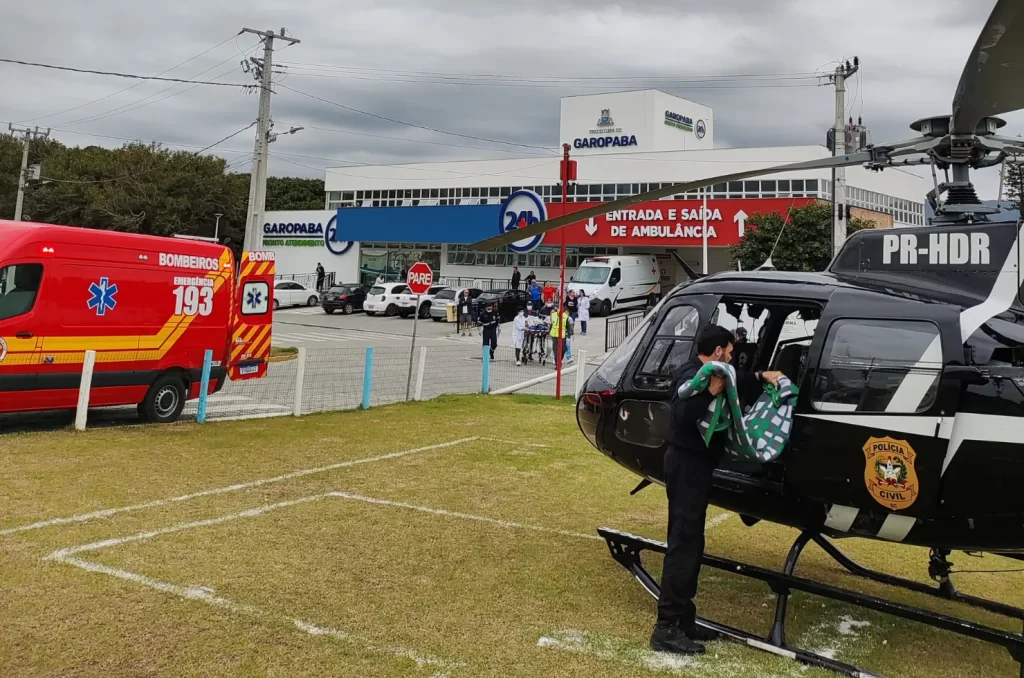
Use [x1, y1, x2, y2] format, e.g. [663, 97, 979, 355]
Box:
[657, 444, 717, 630]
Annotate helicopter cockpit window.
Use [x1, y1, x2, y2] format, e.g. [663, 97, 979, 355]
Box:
[593, 311, 656, 390]
[634, 305, 700, 389]
[813, 319, 942, 413]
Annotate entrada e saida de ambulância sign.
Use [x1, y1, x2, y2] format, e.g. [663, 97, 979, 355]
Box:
[262, 213, 354, 256]
[548, 198, 815, 247]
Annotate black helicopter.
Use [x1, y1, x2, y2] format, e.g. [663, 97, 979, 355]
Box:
[470, 1, 1024, 675]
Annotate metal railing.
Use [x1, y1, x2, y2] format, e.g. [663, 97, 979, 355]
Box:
[605, 311, 647, 352]
[437, 276, 521, 290]
[276, 272, 336, 291]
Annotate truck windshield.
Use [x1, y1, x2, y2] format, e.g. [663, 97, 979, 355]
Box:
[572, 266, 610, 285]
[0, 263, 43, 321]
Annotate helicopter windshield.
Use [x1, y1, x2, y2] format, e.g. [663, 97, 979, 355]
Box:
[591, 295, 671, 389]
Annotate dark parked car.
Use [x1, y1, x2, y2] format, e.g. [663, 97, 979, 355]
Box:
[321, 284, 369, 314]
[473, 289, 529, 323]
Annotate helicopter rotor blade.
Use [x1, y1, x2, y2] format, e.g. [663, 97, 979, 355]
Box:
[951, 0, 1024, 135]
[469, 151, 875, 251]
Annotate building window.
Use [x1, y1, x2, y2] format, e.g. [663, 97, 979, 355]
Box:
[812, 318, 941, 413]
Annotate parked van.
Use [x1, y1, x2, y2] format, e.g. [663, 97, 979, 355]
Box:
[0, 221, 274, 423]
[568, 255, 660, 317]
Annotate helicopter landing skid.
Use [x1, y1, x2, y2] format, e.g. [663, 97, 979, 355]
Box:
[598, 527, 1024, 678]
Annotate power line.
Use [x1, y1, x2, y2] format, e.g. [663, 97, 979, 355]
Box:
[0, 57, 252, 88]
[277, 61, 822, 81]
[278, 84, 555, 152]
[60, 58, 246, 126]
[14, 33, 242, 125]
[275, 120, 554, 156]
[276, 70, 821, 89]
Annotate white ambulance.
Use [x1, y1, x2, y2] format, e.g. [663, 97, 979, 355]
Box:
[568, 255, 660, 317]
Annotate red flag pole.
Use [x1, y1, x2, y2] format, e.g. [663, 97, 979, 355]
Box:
[555, 143, 571, 400]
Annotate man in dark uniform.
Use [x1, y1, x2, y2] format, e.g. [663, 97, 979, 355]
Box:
[651, 324, 782, 655]
[511, 266, 521, 291]
[479, 300, 499, 360]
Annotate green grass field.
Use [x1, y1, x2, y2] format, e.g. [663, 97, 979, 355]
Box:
[2, 395, 1023, 677]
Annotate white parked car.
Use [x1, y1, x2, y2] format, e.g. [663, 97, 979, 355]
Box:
[363, 282, 409, 317]
[273, 280, 319, 310]
[396, 284, 447, 319]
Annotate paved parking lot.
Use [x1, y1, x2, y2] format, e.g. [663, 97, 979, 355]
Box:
[271, 305, 613, 357]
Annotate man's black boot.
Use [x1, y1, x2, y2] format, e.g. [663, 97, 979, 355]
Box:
[650, 623, 706, 655]
[684, 624, 721, 642]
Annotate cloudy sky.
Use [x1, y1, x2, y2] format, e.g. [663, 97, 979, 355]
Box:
[0, 0, 1013, 200]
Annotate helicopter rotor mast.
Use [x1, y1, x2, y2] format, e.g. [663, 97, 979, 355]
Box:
[469, 0, 1024, 252]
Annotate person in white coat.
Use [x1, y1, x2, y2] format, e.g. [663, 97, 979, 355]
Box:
[578, 291, 591, 336]
[512, 308, 527, 365]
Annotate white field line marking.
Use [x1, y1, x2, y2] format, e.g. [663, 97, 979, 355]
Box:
[48, 553, 462, 675]
[705, 512, 731, 530]
[328, 492, 603, 542]
[293, 620, 462, 678]
[45, 494, 729, 676]
[537, 629, 752, 676]
[45, 495, 335, 561]
[2, 437, 480, 536]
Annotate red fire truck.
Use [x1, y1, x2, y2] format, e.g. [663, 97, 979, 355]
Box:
[0, 221, 275, 423]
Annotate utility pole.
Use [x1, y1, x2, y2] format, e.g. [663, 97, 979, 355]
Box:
[555, 143, 577, 401]
[829, 57, 858, 256]
[8, 124, 49, 221]
[240, 27, 300, 253]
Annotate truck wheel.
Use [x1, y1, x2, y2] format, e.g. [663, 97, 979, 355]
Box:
[140, 374, 186, 424]
[343, 303, 354, 315]
[601, 300, 612, 316]
[307, 295, 318, 306]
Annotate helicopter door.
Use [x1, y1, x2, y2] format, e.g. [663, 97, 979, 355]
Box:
[786, 288, 961, 532]
[603, 294, 720, 481]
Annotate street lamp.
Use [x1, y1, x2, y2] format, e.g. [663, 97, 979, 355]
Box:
[214, 213, 223, 240]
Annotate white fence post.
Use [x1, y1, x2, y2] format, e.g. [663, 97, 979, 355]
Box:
[575, 349, 587, 399]
[414, 346, 428, 401]
[74, 350, 96, 431]
[293, 347, 307, 417]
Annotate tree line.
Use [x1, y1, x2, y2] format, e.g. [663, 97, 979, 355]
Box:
[0, 133, 324, 252]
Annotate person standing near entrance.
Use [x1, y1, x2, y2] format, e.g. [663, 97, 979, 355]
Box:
[479, 300, 499, 360]
[458, 290, 473, 336]
[652, 325, 782, 656]
[577, 291, 590, 336]
[315, 263, 325, 292]
[512, 307, 526, 365]
[511, 266, 521, 291]
[542, 281, 556, 306]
